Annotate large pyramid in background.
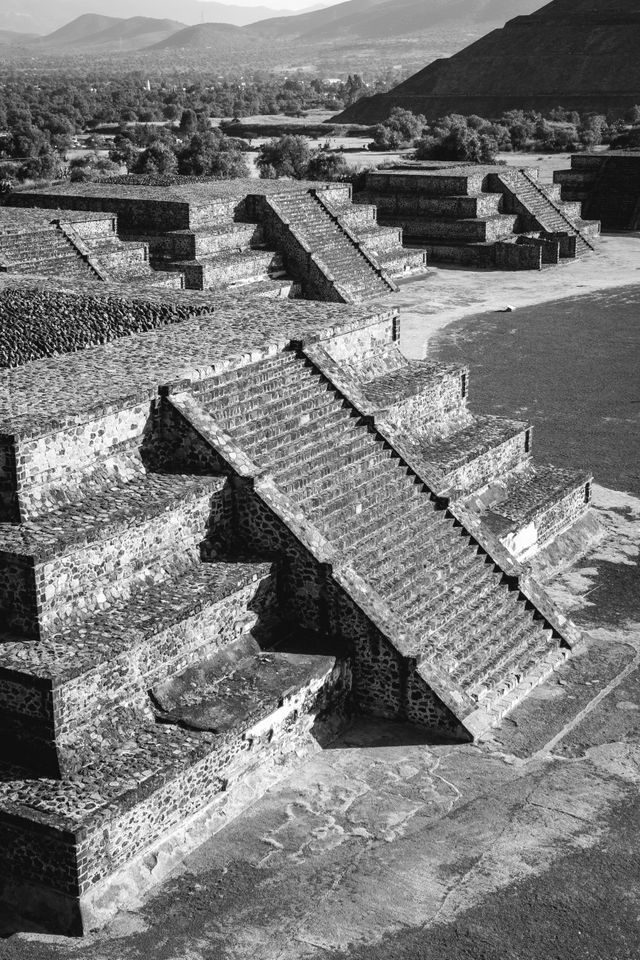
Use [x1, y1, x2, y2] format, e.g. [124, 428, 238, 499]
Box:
[335, 0, 640, 123]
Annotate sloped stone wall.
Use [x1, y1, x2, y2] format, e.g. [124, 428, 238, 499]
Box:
[0, 288, 216, 368]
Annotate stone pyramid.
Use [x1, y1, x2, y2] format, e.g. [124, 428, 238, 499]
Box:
[336, 0, 640, 122]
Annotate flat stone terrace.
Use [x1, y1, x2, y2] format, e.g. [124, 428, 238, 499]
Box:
[0, 281, 394, 439]
[10, 178, 339, 206]
[0, 209, 115, 230]
[380, 162, 539, 179]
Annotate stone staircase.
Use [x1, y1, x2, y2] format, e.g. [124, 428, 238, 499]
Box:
[358, 163, 599, 269]
[0, 213, 183, 289]
[188, 344, 587, 729]
[324, 195, 427, 279]
[266, 190, 396, 303]
[493, 169, 597, 256]
[0, 222, 101, 282]
[0, 301, 592, 932]
[70, 216, 182, 288]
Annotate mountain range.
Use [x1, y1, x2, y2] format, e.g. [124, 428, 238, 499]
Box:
[336, 0, 640, 122]
[0, 0, 544, 52]
[0, 1, 327, 36]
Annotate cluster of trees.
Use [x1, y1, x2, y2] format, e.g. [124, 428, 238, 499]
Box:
[256, 135, 349, 181]
[0, 68, 390, 140]
[371, 106, 640, 162]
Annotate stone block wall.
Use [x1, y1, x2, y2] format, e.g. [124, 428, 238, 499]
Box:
[446, 429, 531, 498]
[5, 402, 154, 523]
[494, 242, 543, 270]
[8, 193, 191, 233]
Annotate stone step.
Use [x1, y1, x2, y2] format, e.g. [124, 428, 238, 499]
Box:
[330, 488, 433, 557]
[236, 391, 344, 452]
[398, 553, 499, 645]
[0, 649, 347, 928]
[0, 471, 226, 639]
[462, 463, 592, 561]
[230, 400, 357, 473]
[215, 371, 331, 435]
[361, 358, 466, 416]
[460, 615, 554, 702]
[200, 249, 283, 287]
[418, 415, 532, 497]
[194, 352, 303, 406]
[375, 249, 427, 277]
[355, 508, 461, 594]
[386, 533, 479, 620]
[311, 466, 424, 538]
[230, 278, 298, 300]
[272, 427, 377, 496]
[0, 560, 274, 771]
[300, 447, 405, 513]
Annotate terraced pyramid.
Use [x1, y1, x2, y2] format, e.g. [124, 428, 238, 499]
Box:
[0, 288, 591, 934]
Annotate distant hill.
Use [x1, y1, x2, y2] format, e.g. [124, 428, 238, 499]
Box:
[39, 14, 186, 50]
[151, 21, 260, 52]
[0, 1, 321, 36]
[246, 0, 543, 42]
[41, 13, 121, 45]
[38, 13, 184, 53]
[335, 0, 640, 122]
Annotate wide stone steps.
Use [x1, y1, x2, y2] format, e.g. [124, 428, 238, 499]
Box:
[272, 192, 391, 299]
[194, 351, 303, 405]
[395, 553, 498, 636]
[501, 171, 594, 255]
[217, 374, 334, 436]
[462, 462, 591, 559]
[150, 638, 335, 737]
[196, 351, 563, 718]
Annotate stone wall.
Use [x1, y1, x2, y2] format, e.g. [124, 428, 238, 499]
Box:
[8, 193, 190, 233]
[494, 242, 543, 270]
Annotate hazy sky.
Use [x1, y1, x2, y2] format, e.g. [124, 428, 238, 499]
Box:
[205, 0, 344, 8]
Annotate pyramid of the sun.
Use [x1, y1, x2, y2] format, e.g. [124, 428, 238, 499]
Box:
[336, 0, 640, 123]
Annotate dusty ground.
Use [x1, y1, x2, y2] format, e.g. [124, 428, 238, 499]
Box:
[3, 237, 640, 960]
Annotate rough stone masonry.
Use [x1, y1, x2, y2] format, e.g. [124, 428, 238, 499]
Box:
[0, 281, 595, 935]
